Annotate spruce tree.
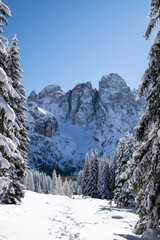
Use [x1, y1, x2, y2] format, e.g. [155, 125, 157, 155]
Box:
[109, 153, 117, 199]
[88, 151, 99, 198]
[77, 170, 83, 191]
[102, 154, 110, 199]
[3, 35, 28, 203]
[6, 35, 29, 162]
[97, 160, 104, 199]
[37, 181, 42, 193]
[68, 179, 74, 197]
[114, 137, 126, 206]
[77, 185, 82, 195]
[40, 172, 48, 194]
[116, 133, 136, 207]
[114, 134, 136, 207]
[82, 153, 90, 196]
[0, 3, 12, 201]
[57, 174, 63, 195]
[23, 169, 52, 194]
[0, 0, 11, 68]
[27, 170, 35, 192]
[130, 1, 160, 233]
[97, 155, 110, 199]
[63, 178, 70, 196]
[0, 1, 27, 204]
[33, 170, 40, 193]
[51, 169, 58, 195]
[46, 175, 52, 194]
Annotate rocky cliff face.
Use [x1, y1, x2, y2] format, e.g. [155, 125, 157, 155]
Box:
[27, 74, 145, 176]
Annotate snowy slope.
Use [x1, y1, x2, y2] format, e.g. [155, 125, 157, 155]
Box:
[27, 74, 145, 175]
[0, 191, 141, 240]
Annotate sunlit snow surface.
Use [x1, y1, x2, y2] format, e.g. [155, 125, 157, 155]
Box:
[0, 191, 143, 240]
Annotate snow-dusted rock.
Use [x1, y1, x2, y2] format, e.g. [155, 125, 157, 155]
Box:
[27, 102, 59, 137]
[95, 73, 144, 156]
[26, 102, 76, 175]
[35, 84, 69, 122]
[27, 91, 37, 102]
[68, 81, 96, 128]
[27, 73, 145, 175]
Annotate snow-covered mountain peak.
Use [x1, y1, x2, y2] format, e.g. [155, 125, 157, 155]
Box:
[100, 73, 128, 90]
[38, 85, 63, 99]
[26, 102, 59, 138]
[26, 74, 145, 175]
[72, 81, 93, 92]
[27, 90, 37, 102]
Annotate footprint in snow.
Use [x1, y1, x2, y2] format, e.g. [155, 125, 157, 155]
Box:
[0, 234, 6, 239]
[112, 216, 124, 219]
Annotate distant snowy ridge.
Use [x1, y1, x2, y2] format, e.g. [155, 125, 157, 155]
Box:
[27, 73, 145, 175]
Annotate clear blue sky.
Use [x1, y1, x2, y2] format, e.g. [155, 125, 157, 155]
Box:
[4, 0, 156, 96]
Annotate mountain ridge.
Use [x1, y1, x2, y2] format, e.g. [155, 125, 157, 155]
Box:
[26, 73, 145, 176]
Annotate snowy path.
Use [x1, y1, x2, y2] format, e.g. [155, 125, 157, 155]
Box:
[0, 191, 141, 240]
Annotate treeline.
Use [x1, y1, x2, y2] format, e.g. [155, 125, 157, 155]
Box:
[23, 169, 74, 198]
[77, 151, 114, 199]
[77, 132, 136, 205]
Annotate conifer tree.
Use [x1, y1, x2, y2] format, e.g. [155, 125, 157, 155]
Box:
[0, 1, 27, 204]
[51, 169, 58, 195]
[97, 154, 110, 199]
[82, 153, 90, 196]
[37, 182, 42, 193]
[23, 171, 28, 189]
[27, 170, 35, 192]
[114, 137, 126, 206]
[23, 169, 52, 194]
[0, 0, 11, 69]
[0, 3, 12, 201]
[33, 170, 40, 193]
[97, 160, 104, 199]
[88, 151, 99, 198]
[103, 154, 110, 199]
[40, 172, 48, 194]
[116, 133, 136, 207]
[68, 179, 74, 197]
[57, 174, 63, 195]
[129, 1, 160, 233]
[109, 153, 117, 199]
[3, 35, 28, 203]
[77, 185, 82, 195]
[77, 170, 83, 191]
[6, 35, 29, 162]
[63, 178, 70, 196]
[46, 175, 52, 194]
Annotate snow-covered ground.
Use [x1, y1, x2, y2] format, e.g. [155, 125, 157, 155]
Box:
[0, 191, 143, 240]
